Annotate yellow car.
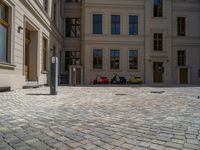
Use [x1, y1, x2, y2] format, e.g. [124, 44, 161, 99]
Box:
[127, 76, 143, 84]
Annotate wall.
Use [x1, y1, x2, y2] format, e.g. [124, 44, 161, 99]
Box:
[82, 0, 145, 84]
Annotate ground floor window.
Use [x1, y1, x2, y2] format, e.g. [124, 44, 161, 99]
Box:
[110, 49, 120, 69]
[129, 50, 138, 70]
[0, 2, 9, 62]
[65, 51, 80, 71]
[93, 49, 103, 69]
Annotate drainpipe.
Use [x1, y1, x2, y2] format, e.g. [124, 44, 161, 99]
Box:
[144, 0, 146, 84]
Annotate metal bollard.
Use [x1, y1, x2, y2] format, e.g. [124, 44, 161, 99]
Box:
[50, 49, 58, 95]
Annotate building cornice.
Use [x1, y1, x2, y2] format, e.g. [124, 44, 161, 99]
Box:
[82, 3, 144, 10]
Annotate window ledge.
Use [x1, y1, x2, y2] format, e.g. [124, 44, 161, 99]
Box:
[91, 69, 104, 72]
[151, 16, 166, 20]
[128, 69, 141, 72]
[41, 70, 49, 74]
[0, 62, 16, 70]
[109, 69, 122, 72]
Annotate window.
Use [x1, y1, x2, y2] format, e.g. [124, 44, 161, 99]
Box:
[0, 2, 9, 63]
[154, 33, 163, 51]
[154, 0, 163, 17]
[93, 49, 103, 69]
[129, 16, 138, 35]
[65, 51, 80, 71]
[177, 50, 186, 66]
[42, 37, 48, 71]
[177, 17, 186, 36]
[111, 15, 120, 35]
[43, 0, 48, 13]
[129, 50, 138, 70]
[65, 18, 80, 38]
[110, 50, 120, 69]
[93, 14, 102, 34]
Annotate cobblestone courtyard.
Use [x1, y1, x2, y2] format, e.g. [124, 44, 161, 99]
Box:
[0, 86, 200, 150]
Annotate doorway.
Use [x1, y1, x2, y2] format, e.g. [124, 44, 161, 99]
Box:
[153, 62, 164, 83]
[24, 22, 38, 81]
[179, 68, 188, 84]
[69, 66, 83, 85]
[25, 29, 30, 81]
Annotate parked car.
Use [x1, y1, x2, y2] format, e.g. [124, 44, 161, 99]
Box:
[93, 75, 109, 84]
[127, 76, 143, 84]
[111, 74, 127, 84]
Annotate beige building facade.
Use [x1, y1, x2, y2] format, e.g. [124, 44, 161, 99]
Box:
[0, 0, 63, 90]
[0, 0, 200, 90]
[62, 0, 200, 85]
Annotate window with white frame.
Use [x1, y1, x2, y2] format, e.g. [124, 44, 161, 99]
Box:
[154, 33, 163, 51]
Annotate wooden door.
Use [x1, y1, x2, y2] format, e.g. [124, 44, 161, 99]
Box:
[153, 62, 164, 83]
[180, 68, 188, 84]
[25, 29, 30, 81]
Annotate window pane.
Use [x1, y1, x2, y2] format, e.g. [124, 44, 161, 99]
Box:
[65, 18, 80, 37]
[129, 50, 138, 70]
[154, 0, 163, 17]
[177, 17, 186, 36]
[0, 24, 7, 62]
[110, 50, 120, 69]
[129, 16, 138, 35]
[93, 49, 102, 69]
[93, 15, 102, 34]
[154, 33, 163, 51]
[111, 15, 120, 34]
[177, 50, 186, 66]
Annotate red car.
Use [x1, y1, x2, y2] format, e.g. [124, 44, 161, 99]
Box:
[93, 75, 109, 84]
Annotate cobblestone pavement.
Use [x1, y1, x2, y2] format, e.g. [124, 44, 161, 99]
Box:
[0, 86, 200, 150]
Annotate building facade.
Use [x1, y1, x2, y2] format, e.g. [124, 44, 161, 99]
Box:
[0, 0, 200, 90]
[61, 0, 200, 85]
[0, 0, 63, 90]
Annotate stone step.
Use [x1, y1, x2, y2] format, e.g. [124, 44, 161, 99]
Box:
[0, 87, 11, 92]
[23, 82, 42, 89]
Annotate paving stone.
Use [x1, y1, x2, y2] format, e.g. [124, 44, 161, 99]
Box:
[183, 143, 200, 150]
[150, 143, 165, 150]
[165, 142, 183, 149]
[186, 139, 199, 145]
[138, 142, 150, 148]
[82, 143, 97, 150]
[0, 86, 200, 150]
[101, 143, 115, 150]
[171, 139, 185, 144]
[121, 143, 134, 149]
[68, 142, 82, 148]
[132, 146, 147, 150]
[53, 142, 70, 150]
[164, 148, 179, 150]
